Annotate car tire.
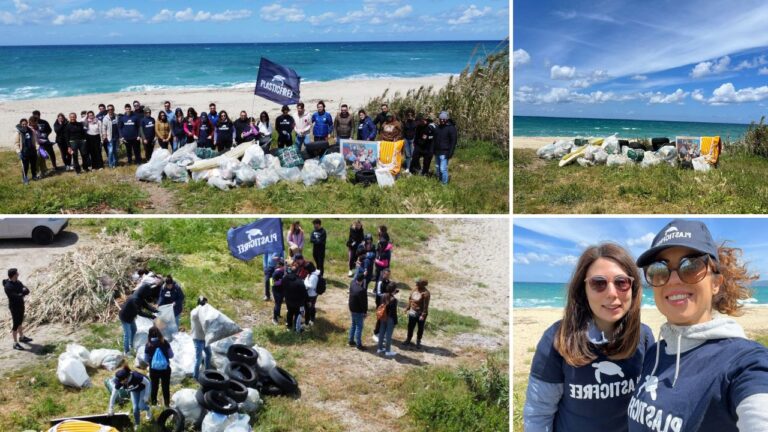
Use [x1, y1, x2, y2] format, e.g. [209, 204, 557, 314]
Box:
[354, 169, 376, 186]
[31, 226, 54, 245]
[268, 367, 299, 395]
[198, 370, 229, 392]
[204, 390, 238, 415]
[227, 344, 258, 367]
[226, 379, 249, 403]
[195, 389, 212, 411]
[226, 361, 258, 387]
[155, 408, 185, 432]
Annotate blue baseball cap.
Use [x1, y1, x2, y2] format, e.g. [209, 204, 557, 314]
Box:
[636, 219, 719, 267]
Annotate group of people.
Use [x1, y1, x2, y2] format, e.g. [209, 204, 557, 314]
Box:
[13, 100, 459, 185]
[523, 219, 768, 431]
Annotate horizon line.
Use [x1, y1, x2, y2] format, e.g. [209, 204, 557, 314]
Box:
[0, 39, 505, 48]
[513, 114, 752, 126]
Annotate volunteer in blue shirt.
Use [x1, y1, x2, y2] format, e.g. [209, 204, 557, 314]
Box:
[157, 275, 185, 328]
[144, 325, 174, 408]
[118, 104, 141, 165]
[107, 365, 152, 425]
[207, 103, 219, 127]
[628, 219, 768, 432]
[170, 108, 186, 151]
[139, 108, 156, 161]
[524, 243, 654, 432]
[311, 100, 333, 142]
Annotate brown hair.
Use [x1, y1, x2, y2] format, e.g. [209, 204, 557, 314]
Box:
[554, 243, 643, 367]
[147, 326, 165, 345]
[713, 245, 757, 316]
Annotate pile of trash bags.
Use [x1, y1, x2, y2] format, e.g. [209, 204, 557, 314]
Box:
[57, 343, 124, 388]
[136, 142, 348, 190]
[535, 134, 702, 169]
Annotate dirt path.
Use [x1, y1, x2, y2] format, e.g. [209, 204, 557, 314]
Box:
[0, 229, 96, 370]
[138, 181, 178, 214]
[291, 218, 510, 431]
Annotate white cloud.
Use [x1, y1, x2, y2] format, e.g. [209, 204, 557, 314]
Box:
[552, 255, 579, 266]
[759, 67, 768, 75]
[52, 8, 95, 25]
[513, 49, 530, 68]
[210, 10, 252, 22]
[691, 56, 731, 78]
[513, 252, 578, 267]
[307, 12, 336, 25]
[554, 10, 618, 23]
[516, 86, 636, 104]
[104, 8, 143, 22]
[631, 75, 647, 81]
[0, 11, 13, 25]
[691, 89, 705, 102]
[646, 88, 688, 104]
[335, 6, 376, 24]
[150, 9, 174, 23]
[260, 4, 305, 22]
[13, 0, 28, 13]
[707, 82, 768, 104]
[150, 8, 251, 23]
[389, 5, 413, 18]
[550, 65, 576, 80]
[626, 232, 655, 247]
[734, 55, 767, 71]
[570, 79, 590, 89]
[448, 5, 492, 25]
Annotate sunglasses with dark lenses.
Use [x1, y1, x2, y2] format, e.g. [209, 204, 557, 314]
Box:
[644, 254, 714, 287]
[584, 275, 634, 293]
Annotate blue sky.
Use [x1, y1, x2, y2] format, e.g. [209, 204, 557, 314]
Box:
[514, 218, 768, 283]
[514, 0, 768, 123]
[0, 0, 508, 45]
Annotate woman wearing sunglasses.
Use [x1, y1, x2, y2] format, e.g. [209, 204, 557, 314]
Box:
[524, 243, 654, 431]
[628, 219, 768, 432]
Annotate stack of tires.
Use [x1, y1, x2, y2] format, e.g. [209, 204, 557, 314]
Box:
[227, 344, 300, 397]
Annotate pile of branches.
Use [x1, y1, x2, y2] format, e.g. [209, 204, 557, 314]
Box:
[7, 233, 166, 329]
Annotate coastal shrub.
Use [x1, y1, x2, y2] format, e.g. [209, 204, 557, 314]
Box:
[366, 40, 510, 158]
[458, 355, 509, 408]
[744, 116, 768, 157]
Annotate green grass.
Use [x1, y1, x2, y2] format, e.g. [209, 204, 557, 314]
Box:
[0, 139, 507, 214]
[514, 148, 768, 213]
[426, 309, 481, 336]
[402, 352, 509, 432]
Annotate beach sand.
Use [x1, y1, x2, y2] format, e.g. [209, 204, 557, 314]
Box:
[514, 136, 576, 150]
[0, 75, 451, 150]
[513, 307, 768, 376]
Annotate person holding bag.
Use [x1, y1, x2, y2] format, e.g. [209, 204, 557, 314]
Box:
[143, 326, 174, 408]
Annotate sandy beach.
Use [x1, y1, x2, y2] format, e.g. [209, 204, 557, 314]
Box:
[513, 307, 768, 375]
[514, 136, 579, 150]
[0, 75, 451, 150]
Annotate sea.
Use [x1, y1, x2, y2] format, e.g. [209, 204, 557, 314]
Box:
[514, 281, 768, 308]
[0, 40, 503, 101]
[514, 115, 751, 141]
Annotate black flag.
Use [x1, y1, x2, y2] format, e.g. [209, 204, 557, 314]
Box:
[254, 57, 301, 105]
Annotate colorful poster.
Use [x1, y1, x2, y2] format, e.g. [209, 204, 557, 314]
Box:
[676, 136, 702, 162]
[339, 139, 379, 170]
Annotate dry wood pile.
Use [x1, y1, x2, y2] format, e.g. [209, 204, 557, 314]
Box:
[6, 233, 166, 329]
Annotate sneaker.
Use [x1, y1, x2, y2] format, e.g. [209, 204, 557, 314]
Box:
[272, 318, 279, 325]
[372, 335, 379, 343]
[19, 336, 32, 343]
[23, 178, 29, 185]
[348, 340, 355, 347]
[145, 409, 152, 421]
[13, 343, 24, 350]
[384, 351, 397, 357]
[347, 270, 354, 277]
[403, 340, 411, 346]
[376, 348, 385, 354]
[263, 296, 270, 301]
[416, 341, 422, 349]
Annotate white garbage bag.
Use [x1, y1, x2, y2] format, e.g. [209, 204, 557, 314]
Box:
[164, 163, 189, 183]
[135, 345, 148, 368]
[536, 143, 556, 159]
[87, 349, 123, 370]
[242, 145, 266, 170]
[155, 304, 179, 342]
[264, 154, 281, 170]
[576, 157, 594, 167]
[602, 134, 619, 154]
[171, 388, 203, 426]
[133, 316, 154, 351]
[136, 149, 171, 182]
[640, 152, 662, 168]
[254, 346, 276, 373]
[170, 332, 196, 377]
[192, 169, 216, 182]
[57, 353, 90, 388]
[658, 145, 677, 160]
[219, 159, 242, 181]
[593, 148, 609, 164]
[212, 330, 254, 354]
[169, 141, 198, 163]
[692, 156, 712, 172]
[208, 175, 235, 191]
[278, 167, 302, 183]
[233, 165, 257, 187]
[301, 160, 328, 186]
[375, 167, 395, 187]
[552, 140, 572, 158]
[198, 304, 242, 345]
[321, 153, 346, 180]
[212, 352, 230, 373]
[255, 168, 280, 189]
[66, 344, 91, 364]
[202, 412, 250, 432]
[239, 388, 263, 414]
[606, 154, 630, 167]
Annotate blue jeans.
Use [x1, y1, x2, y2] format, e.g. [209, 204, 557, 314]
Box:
[130, 385, 151, 425]
[122, 320, 137, 354]
[174, 314, 180, 328]
[377, 317, 395, 352]
[193, 339, 212, 380]
[436, 154, 449, 184]
[295, 134, 308, 153]
[173, 135, 186, 152]
[404, 138, 414, 171]
[349, 312, 365, 346]
[272, 288, 284, 321]
[107, 137, 119, 168]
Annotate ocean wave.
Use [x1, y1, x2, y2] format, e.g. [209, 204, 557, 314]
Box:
[513, 298, 562, 308]
[118, 82, 255, 93]
[339, 72, 455, 81]
[0, 85, 60, 102]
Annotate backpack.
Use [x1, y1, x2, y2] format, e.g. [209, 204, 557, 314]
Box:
[150, 346, 169, 370]
[316, 276, 327, 295]
[376, 302, 387, 321]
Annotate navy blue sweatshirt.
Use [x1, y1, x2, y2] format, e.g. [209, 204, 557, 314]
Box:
[215, 119, 234, 147]
[3, 278, 28, 309]
[433, 121, 458, 157]
[140, 116, 156, 142]
[157, 283, 185, 317]
[118, 113, 139, 140]
[118, 294, 157, 323]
